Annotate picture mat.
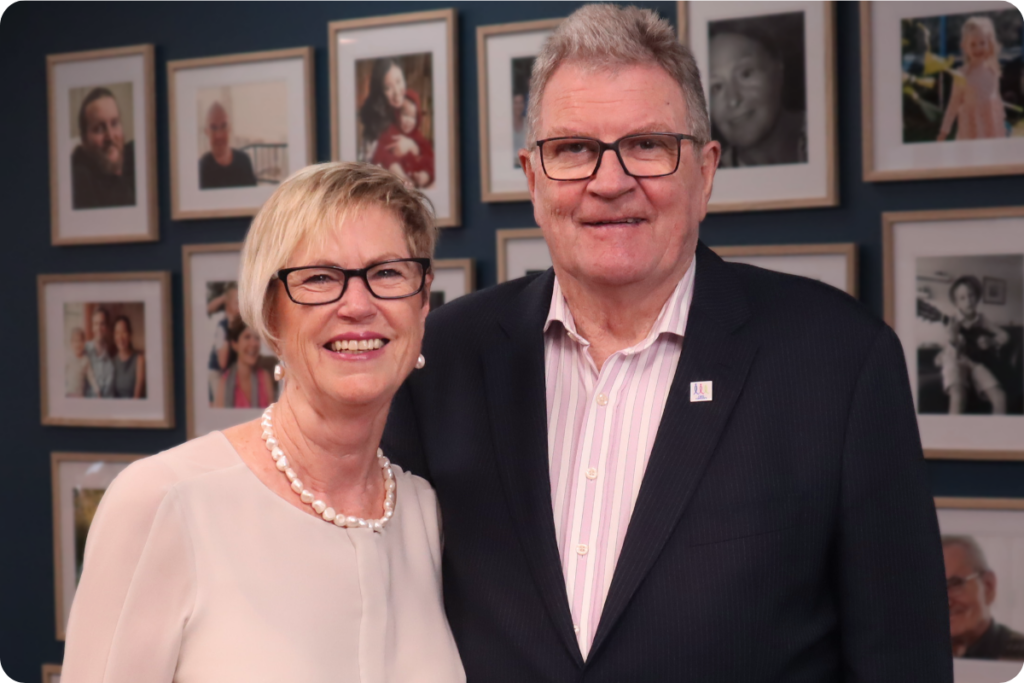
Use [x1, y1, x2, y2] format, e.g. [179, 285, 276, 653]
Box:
[432, 266, 470, 302]
[187, 249, 277, 437]
[174, 57, 308, 213]
[892, 215, 1024, 451]
[504, 236, 552, 281]
[720, 252, 849, 294]
[485, 28, 553, 194]
[52, 54, 152, 240]
[335, 20, 453, 220]
[44, 279, 167, 422]
[688, 1, 830, 206]
[55, 458, 135, 636]
[869, 1, 1024, 175]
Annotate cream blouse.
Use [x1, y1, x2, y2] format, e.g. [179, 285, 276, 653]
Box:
[61, 432, 465, 683]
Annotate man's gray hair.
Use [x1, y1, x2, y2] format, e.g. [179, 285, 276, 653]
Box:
[942, 535, 992, 573]
[526, 4, 710, 148]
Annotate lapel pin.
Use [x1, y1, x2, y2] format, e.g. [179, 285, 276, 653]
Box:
[690, 381, 712, 402]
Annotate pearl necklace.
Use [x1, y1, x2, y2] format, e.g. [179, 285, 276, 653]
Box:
[260, 404, 395, 532]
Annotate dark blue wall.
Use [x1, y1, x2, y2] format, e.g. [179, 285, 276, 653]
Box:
[1, 2, 1023, 678]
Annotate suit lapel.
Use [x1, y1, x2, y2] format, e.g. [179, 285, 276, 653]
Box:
[482, 270, 586, 666]
[590, 243, 759, 657]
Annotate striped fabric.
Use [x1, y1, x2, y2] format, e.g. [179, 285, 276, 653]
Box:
[542, 264, 695, 659]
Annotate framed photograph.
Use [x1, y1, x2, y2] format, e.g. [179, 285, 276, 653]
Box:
[329, 9, 460, 227]
[678, 1, 837, 212]
[168, 47, 315, 220]
[47, 44, 157, 245]
[496, 228, 551, 283]
[38, 272, 173, 428]
[861, 1, 1024, 182]
[477, 18, 560, 203]
[429, 258, 475, 311]
[51, 452, 144, 640]
[711, 243, 858, 296]
[42, 664, 61, 683]
[935, 497, 1024, 679]
[884, 206, 1024, 460]
[183, 243, 282, 439]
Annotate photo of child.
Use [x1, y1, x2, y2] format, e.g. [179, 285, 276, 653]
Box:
[370, 90, 435, 189]
[901, 9, 1023, 143]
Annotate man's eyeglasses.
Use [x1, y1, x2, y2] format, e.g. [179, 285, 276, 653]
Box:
[535, 133, 700, 181]
[946, 573, 982, 595]
[276, 258, 431, 306]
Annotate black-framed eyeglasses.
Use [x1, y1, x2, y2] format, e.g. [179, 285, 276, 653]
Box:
[275, 258, 431, 305]
[535, 133, 700, 181]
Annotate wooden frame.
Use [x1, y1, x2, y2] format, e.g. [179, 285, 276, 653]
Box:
[38, 271, 174, 428]
[433, 258, 476, 296]
[51, 452, 145, 640]
[496, 227, 550, 283]
[430, 257, 476, 310]
[168, 47, 316, 220]
[47, 44, 158, 245]
[712, 243, 858, 297]
[883, 206, 1024, 461]
[476, 18, 561, 203]
[678, 1, 838, 212]
[936, 497, 1024, 511]
[328, 9, 461, 227]
[41, 664, 61, 683]
[860, 1, 1024, 182]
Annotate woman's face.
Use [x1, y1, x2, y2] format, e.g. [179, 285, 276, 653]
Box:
[113, 320, 131, 353]
[273, 204, 431, 411]
[383, 64, 407, 110]
[231, 326, 261, 368]
[708, 33, 784, 149]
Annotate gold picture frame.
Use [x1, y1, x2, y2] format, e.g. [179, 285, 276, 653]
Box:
[168, 47, 316, 220]
[42, 663, 62, 683]
[496, 227, 550, 283]
[329, 9, 461, 227]
[47, 44, 158, 245]
[711, 243, 858, 297]
[430, 257, 476, 310]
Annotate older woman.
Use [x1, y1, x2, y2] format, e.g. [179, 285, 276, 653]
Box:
[61, 162, 465, 683]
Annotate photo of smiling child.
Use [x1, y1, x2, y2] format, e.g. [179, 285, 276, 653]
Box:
[371, 90, 435, 189]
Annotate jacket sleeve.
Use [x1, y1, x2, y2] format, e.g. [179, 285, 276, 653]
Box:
[383, 380, 433, 484]
[837, 325, 952, 682]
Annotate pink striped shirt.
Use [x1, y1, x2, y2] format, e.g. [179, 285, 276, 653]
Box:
[543, 264, 695, 659]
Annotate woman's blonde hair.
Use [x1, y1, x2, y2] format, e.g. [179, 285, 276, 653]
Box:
[960, 16, 1001, 75]
[238, 162, 437, 349]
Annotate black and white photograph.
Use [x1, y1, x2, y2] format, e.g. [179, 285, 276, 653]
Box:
[915, 255, 1024, 416]
[680, 1, 836, 212]
[51, 452, 144, 640]
[38, 272, 173, 428]
[885, 206, 1024, 460]
[47, 44, 157, 244]
[331, 9, 460, 226]
[429, 258, 475, 311]
[477, 19, 560, 202]
[712, 243, 858, 296]
[496, 228, 551, 283]
[935, 498, 1024, 681]
[169, 47, 315, 220]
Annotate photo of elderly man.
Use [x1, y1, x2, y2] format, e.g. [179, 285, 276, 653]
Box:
[70, 85, 136, 209]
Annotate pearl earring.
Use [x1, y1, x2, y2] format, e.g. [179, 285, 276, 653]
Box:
[274, 363, 286, 382]
[415, 354, 426, 369]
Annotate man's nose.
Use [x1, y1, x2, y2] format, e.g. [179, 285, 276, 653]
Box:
[587, 147, 634, 196]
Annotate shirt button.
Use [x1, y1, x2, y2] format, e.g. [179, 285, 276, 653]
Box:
[586, 468, 598, 480]
[573, 624, 580, 634]
[576, 544, 588, 556]
[596, 393, 608, 406]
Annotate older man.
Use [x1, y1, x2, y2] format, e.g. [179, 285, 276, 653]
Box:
[85, 307, 115, 398]
[198, 102, 257, 189]
[71, 87, 135, 209]
[384, 5, 951, 681]
[944, 535, 1024, 660]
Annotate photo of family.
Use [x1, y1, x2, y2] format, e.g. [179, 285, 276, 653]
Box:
[204, 281, 278, 409]
[708, 11, 808, 169]
[195, 81, 289, 189]
[915, 254, 1024, 416]
[901, 8, 1024, 144]
[63, 301, 146, 400]
[68, 82, 136, 209]
[356, 53, 436, 190]
[510, 55, 534, 169]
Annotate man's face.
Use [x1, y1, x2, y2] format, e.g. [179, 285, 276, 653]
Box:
[206, 105, 230, 158]
[944, 543, 996, 641]
[520, 62, 719, 290]
[92, 311, 111, 346]
[82, 96, 125, 176]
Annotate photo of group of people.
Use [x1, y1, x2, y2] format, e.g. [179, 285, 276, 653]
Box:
[356, 53, 436, 190]
[901, 8, 1024, 144]
[69, 82, 136, 210]
[195, 81, 289, 189]
[63, 301, 146, 400]
[203, 281, 278, 409]
[915, 254, 1024, 416]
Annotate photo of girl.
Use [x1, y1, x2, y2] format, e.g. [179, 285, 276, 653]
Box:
[356, 53, 435, 189]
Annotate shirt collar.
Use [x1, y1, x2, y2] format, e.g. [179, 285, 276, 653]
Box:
[543, 261, 696, 353]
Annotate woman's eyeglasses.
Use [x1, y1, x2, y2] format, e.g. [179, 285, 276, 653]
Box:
[276, 258, 431, 305]
[535, 133, 700, 181]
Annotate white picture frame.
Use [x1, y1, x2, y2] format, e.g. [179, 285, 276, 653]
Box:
[711, 243, 858, 296]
